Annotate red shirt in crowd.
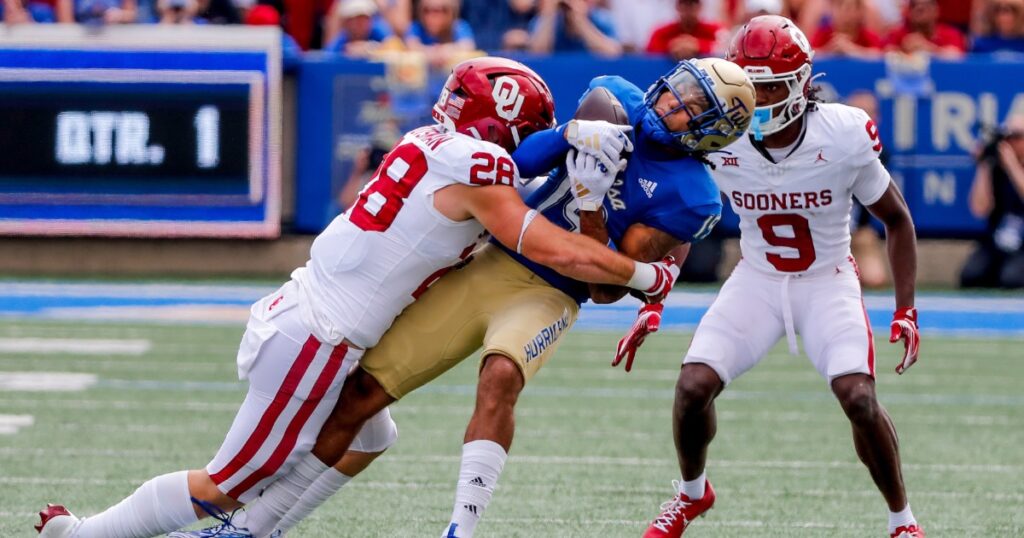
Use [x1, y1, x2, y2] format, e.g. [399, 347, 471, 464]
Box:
[646, 20, 721, 56]
[811, 25, 884, 50]
[937, 0, 972, 29]
[886, 23, 967, 52]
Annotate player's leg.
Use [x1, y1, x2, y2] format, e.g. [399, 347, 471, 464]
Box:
[37, 470, 205, 538]
[646, 264, 784, 538]
[443, 264, 579, 538]
[672, 363, 722, 486]
[797, 261, 919, 536]
[43, 295, 357, 538]
[441, 353, 523, 538]
[266, 407, 398, 536]
[231, 367, 395, 538]
[240, 251, 501, 536]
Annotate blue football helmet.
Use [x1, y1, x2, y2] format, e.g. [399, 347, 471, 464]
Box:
[641, 58, 755, 153]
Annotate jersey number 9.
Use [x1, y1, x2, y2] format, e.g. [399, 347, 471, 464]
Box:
[756, 213, 816, 272]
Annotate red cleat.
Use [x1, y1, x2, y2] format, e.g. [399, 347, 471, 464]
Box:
[35, 504, 79, 537]
[643, 480, 715, 538]
[891, 524, 925, 537]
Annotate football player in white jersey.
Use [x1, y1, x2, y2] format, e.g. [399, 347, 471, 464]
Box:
[34, 57, 680, 538]
[639, 16, 924, 538]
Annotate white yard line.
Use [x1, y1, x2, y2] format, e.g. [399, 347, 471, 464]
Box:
[0, 449, 1017, 473]
[0, 281, 272, 301]
[0, 373, 97, 392]
[0, 338, 150, 355]
[0, 414, 33, 435]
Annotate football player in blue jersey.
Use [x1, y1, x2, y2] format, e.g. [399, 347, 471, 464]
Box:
[225, 58, 755, 538]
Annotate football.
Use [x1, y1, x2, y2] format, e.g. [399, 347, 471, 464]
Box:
[573, 86, 630, 125]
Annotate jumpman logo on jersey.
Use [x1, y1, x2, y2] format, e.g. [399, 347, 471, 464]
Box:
[816, 149, 828, 163]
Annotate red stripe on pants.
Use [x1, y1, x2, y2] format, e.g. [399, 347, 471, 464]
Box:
[860, 298, 876, 377]
[209, 335, 322, 489]
[226, 343, 349, 500]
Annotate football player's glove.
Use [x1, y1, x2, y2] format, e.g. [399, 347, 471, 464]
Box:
[642, 255, 680, 300]
[890, 307, 920, 374]
[562, 119, 632, 175]
[565, 149, 617, 212]
[612, 302, 664, 373]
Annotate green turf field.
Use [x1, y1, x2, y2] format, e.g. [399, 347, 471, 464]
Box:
[1, 320, 1022, 537]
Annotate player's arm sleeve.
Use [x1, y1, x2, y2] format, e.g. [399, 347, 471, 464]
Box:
[513, 76, 641, 178]
[852, 157, 892, 206]
[847, 106, 884, 163]
[645, 197, 723, 245]
[587, 76, 645, 118]
[511, 127, 571, 178]
[846, 106, 891, 205]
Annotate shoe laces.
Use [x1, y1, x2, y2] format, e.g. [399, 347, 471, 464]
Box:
[188, 497, 251, 537]
[650, 480, 691, 531]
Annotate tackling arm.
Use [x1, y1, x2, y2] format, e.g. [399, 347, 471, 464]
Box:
[443, 183, 670, 290]
[581, 216, 688, 303]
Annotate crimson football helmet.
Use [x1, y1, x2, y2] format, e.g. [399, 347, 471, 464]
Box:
[726, 15, 814, 137]
[432, 57, 556, 153]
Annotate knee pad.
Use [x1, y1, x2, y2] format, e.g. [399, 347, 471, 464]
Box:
[349, 407, 398, 453]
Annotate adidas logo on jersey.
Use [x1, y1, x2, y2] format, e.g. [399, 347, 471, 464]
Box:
[638, 177, 658, 198]
[468, 476, 487, 488]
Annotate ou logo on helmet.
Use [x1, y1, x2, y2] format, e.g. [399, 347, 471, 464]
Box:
[492, 76, 525, 121]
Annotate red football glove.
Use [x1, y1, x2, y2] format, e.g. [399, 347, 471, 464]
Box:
[612, 302, 664, 372]
[890, 307, 920, 374]
[642, 255, 680, 300]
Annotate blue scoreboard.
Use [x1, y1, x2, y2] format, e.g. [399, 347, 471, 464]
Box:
[0, 26, 281, 238]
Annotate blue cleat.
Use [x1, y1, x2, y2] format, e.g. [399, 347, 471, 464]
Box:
[166, 498, 252, 538]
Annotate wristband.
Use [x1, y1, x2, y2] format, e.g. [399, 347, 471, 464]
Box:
[516, 209, 539, 254]
[626, 260, 657, 291]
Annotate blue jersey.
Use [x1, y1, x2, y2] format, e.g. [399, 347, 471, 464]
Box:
[502, 76, 723, 304]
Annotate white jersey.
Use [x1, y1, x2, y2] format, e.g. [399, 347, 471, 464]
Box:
[712, 103, 891, 275]
[291, 126, 518, 349]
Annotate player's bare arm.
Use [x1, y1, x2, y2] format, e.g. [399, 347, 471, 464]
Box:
[435, 182, 673, 292]
[581, 218, 688, 303]
[866, 182, 917, 309]
[866, 180, 921, 374]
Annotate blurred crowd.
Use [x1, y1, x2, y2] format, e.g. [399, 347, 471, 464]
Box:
[5, 0, 1019, 288]
[3, 0, 1024, 60]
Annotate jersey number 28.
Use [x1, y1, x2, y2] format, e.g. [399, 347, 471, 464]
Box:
[350, 143, 515, 232]
[756, 213, 816, 272]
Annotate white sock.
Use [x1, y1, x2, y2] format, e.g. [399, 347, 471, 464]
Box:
[679, 472, 706, 500]
[442, 440, 507, 538]
[273, 467, 352, 534]
[74, 471, 197, 538]
[888, 504, 915, 533]
[242, 453, 328, 537]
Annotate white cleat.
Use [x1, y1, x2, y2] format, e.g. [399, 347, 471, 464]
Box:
[35, 504, 80, 538]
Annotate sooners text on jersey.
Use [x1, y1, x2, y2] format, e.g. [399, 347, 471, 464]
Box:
[712, 103, 890, 275]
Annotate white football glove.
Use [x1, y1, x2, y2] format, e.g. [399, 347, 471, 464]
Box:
[565, 149, 616, 212]
[563, 119, 633, 175]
